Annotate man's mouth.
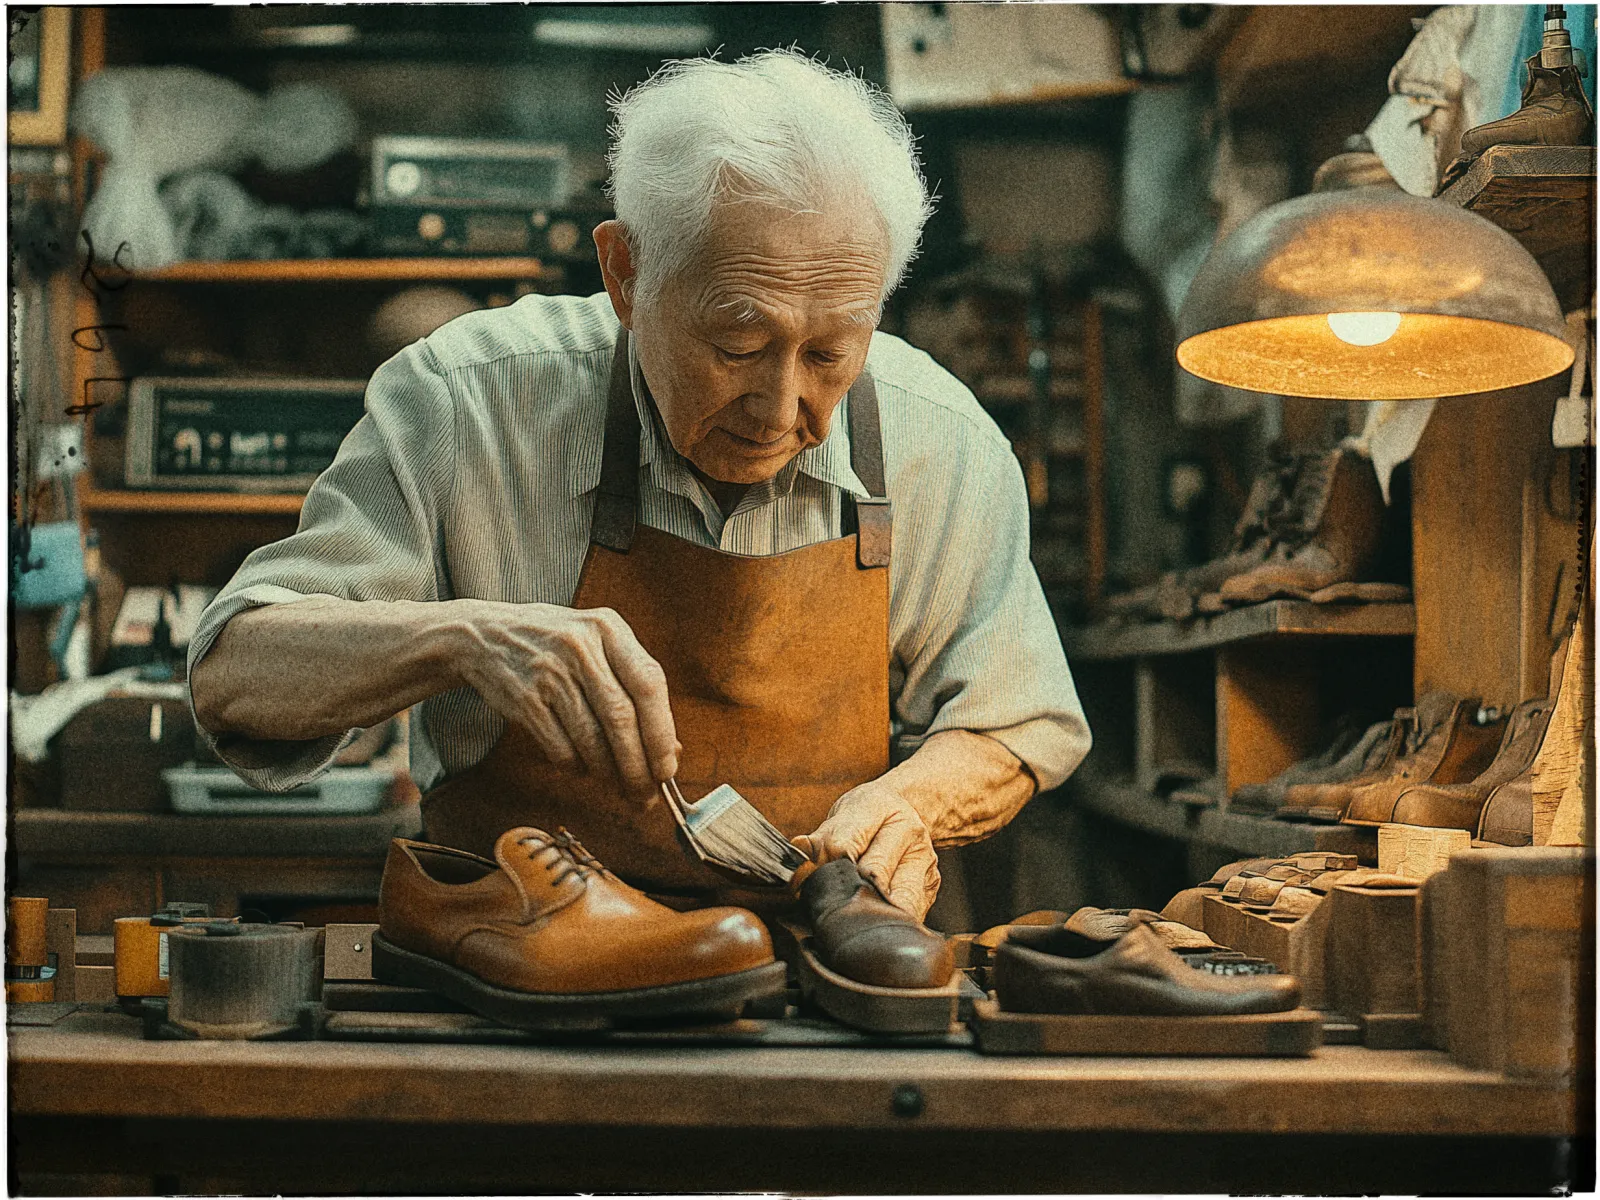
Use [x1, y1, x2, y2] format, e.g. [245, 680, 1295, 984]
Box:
[720, 429, 793, 457]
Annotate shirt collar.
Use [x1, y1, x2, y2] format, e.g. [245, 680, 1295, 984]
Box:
[569, 334, 871, 504]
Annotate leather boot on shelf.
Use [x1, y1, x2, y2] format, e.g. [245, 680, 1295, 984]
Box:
[1342, 696, 1509, 827]
[1213, 446, 1388, 606]
[1104, 450, 1301, 624]
[1481, 626, 1584, 845]
[1393, 698, 1557, 835]
[1441, 5, 1596, 189]
[1230, 716, 1384, 814]
[1277, 708, 1421, 823]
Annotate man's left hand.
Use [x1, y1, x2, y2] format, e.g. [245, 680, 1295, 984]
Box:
[793, 785, 940, 920]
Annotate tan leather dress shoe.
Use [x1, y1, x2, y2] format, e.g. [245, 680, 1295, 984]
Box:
[373, 827, 783, 1024]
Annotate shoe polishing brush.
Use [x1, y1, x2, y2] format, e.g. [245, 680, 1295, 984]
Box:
[661, 780, 815, 888]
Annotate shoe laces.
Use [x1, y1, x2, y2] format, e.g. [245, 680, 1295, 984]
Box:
[515, 827, 602, 887]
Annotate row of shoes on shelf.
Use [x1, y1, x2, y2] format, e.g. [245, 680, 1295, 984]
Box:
[1104, 443, 1407, 625]
[1231, 645, 1575, 843]
[1163, 852, 1415, 924]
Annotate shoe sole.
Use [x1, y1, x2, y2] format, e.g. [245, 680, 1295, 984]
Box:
[370, 933, 787, 1028]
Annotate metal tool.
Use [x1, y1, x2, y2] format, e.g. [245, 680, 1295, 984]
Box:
[660, 780, 813, 888]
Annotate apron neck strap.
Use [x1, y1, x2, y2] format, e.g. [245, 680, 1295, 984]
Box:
[591, 329, 891, 570]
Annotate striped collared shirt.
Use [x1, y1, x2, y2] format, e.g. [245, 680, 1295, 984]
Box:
[188, 291, 1091, 794]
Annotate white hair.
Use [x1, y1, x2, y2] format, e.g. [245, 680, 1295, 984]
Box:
[606, 48, 934, 304]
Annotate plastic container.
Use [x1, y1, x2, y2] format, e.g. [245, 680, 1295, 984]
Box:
[163, 763, 391, 815]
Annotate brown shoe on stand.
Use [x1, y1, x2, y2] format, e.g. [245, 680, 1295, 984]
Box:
[1343, 697, 1508, 827]
[1391, 698, 1558, 834]
[1211, 445, 1388, 607]
[801, 858, 954, 989]
[1277, 707, 1422, 823]
[372, 827, 784, 1025]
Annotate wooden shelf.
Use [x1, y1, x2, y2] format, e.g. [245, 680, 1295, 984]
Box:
[135, 257, 545, 284]
[12, 805, 422, 860]
[79, 487, 304, 516]
[1440, 144, 1596, 312]
[1072, 768, 1375, 858]
[1063, 600, 1416, 661]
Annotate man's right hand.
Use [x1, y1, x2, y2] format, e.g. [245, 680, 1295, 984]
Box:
[453, 601, 680, 795]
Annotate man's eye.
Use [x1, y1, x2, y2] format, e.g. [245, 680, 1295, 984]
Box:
[807, 349, 843, 366]
[716, 346, 762, 362]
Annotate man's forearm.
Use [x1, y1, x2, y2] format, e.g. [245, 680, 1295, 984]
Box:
[882, 729, 1038, 848]
[191, 597, 470, 742]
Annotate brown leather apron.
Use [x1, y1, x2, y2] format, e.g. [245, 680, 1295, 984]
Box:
[422, 331, 892, 893]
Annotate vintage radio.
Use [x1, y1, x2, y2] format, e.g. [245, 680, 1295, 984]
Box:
[367, 134, 598, 257]
[125, 376, 367, 492]
[371, 136, 570, 210]
[370, 204, 604, 258]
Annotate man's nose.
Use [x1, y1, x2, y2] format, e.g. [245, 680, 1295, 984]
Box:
[741, 353, 801, 436]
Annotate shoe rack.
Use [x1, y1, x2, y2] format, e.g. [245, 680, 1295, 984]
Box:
[1064, 598, 1415, 858]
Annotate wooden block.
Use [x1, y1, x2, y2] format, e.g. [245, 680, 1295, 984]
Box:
[73, 964, 115, 1005]
[1378, 824, 1472, 881]
[1420, 846, 1592, 1077]
[1201, 891, 1333, 1007]
[323, 923, 379, 981]
[789, 930, 960, 1035]
[1325, 884, 1421, 1018]
[969, 999, 1322, 1057]
[44, 909, 76, 1002]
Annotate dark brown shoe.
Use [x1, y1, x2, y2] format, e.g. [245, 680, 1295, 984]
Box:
[1392, 698, 1557, 833]
[801, 858, 954, 989]
[1344, 697, 1507, 826]
[1217, 446, 1386, 605]
[993, 924, 1301, 1016]
[373, 827, 782, 1024]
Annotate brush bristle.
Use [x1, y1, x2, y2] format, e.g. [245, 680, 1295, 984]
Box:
[685, 787, 809, 884]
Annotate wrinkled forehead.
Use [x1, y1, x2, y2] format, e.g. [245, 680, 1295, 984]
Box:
[668, 200, 890, 322]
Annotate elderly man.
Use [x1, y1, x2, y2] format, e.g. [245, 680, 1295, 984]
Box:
[188, 50, 1090, 922]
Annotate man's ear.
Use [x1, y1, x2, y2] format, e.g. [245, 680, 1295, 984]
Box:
[593, 221, 637, 329]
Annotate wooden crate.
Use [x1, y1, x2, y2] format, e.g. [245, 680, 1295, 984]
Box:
[1421, 846, 1593, 1078]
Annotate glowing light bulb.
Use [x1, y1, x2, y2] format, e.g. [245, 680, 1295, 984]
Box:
[1326, 311, 1402, 346]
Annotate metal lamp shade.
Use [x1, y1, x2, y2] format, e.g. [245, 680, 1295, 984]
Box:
[1176, 188, 1573, 400]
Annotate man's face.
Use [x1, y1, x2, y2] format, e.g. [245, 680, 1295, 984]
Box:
[612, 202, 888, 485]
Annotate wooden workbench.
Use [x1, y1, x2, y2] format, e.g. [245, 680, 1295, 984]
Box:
[9, 1009, 1584, 1194]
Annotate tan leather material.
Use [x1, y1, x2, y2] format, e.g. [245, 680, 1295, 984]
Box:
[1478, 776, 1535, 846]
[377, 827, 775, 993]
[422, 343, 891, 893]
[1345, 699, 1507, 827]
[1392, 699, 1556, 832]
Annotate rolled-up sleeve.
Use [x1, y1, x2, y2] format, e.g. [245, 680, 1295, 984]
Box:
[186, 341, 456, 789]
[889, 418, 1091, 793]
